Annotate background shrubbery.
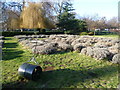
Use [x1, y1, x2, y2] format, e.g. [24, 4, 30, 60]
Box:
[80, 32, 88, 35]
[88, 32, 94, 35]
[2, 30, 117, 37]
[2, 31, 65, 37]
[80, 32, 94, 36]
[2, 31, 35, 37]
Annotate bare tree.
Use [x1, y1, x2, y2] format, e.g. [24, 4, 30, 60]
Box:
[106, 17, 118, 29]
[1, 2, 23, 30]
[81, 15, 108, 30]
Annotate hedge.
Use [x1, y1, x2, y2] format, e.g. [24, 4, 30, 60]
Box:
[2, 31, 65, 37]
[2, 31, 35, 37]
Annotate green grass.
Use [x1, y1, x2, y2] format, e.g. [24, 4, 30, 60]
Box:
[2, 37, 119, 88]
[94, 34, 119, 39]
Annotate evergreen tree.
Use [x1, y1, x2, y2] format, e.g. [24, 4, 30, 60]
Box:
[56, 2, 87, 34]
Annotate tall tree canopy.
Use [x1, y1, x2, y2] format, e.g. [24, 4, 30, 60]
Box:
[56, 1, 87, 34]
[20, 2, 55, 29]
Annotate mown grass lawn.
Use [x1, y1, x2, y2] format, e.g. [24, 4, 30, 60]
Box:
[94, 34, 119, 39]
[2, 37, 119, 88]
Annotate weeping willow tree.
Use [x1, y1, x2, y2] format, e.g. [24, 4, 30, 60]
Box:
[20, 2, 55, 29]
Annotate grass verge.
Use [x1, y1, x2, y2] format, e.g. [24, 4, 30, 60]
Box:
[94, 34, 119, 39]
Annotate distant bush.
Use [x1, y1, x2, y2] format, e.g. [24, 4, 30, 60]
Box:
[35, 28, 46, 33]
[80, 32, 88, 35]
[64, 30, 73, 34]
[45, 31, 64, 35]
[88, 32, 94, 36]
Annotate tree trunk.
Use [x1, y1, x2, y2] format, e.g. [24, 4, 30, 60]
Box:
[94, 30, 95, 36]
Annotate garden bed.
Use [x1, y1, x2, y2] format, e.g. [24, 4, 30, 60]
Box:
[2, 36, 119, 88]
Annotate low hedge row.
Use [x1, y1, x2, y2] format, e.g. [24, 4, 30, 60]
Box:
[2, 31, 65, 37]
[2, 32, 35, 37]
[2, 31, 116, 37]
[95, 31, 118, 35]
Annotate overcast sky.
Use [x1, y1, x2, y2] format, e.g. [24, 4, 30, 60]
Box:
[3, 0, 120, 20]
